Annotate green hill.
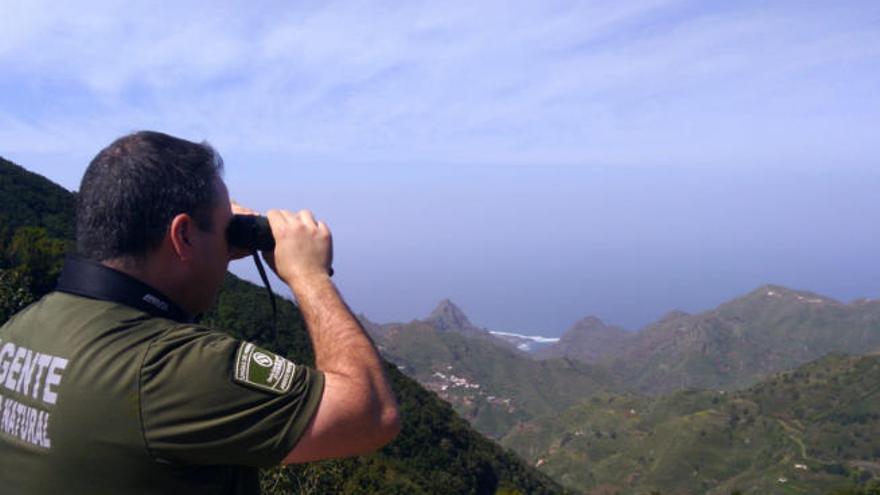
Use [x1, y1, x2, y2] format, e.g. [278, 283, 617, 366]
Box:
[0, 157, 566, 495]
[501, 353, 880, 494]
[535, 316, 632, 363]
[618, 285, 880, 394]
[539, 284, 880, 395]
[0, 156, 75, 242]
[369, 302, 619, 439]
[1, 156, 75, 315]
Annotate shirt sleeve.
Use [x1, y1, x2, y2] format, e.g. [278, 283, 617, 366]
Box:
[139, 325, 324, 467]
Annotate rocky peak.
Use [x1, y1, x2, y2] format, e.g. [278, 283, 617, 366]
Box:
[561, 316, 626, 341]
[427, 299, 476, 332]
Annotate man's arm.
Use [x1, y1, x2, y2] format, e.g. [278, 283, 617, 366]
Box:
[260, 209, 400, 464]
[282, 272, 400, 462]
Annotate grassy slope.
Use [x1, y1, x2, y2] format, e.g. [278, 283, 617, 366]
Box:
[502, 353, 880, 494]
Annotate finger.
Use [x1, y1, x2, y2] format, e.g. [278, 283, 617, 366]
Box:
[316, 220, 331, 237]
[278, 210, 303, 232]
[298, 209, 318, 227]
[265, 209, 287, 233]
[231, 199, 257, 215]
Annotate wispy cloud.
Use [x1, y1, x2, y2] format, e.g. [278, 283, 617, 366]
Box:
[1, 0, 878, 168]
[3, 0, 878, 331]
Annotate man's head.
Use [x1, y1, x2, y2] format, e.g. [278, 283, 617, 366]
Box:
[77, 131, 224, 261]
[77, 131, 233, 313]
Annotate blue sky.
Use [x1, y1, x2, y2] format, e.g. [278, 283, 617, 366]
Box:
[2, 1, 878, 335]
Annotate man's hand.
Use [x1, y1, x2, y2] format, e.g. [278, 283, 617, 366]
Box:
[264, 209, 333, 284]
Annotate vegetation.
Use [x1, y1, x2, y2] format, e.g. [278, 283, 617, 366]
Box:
[0, 267, 34, 322]
[502, 354, 880, 494]
[0, 157, 75, 242]
[1, 157, 74, 319]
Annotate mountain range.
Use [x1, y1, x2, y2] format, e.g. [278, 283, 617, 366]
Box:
[361, 288, 879, 493]
[536, 285, 880, 394]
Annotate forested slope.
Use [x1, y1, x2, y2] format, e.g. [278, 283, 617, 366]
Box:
[502, 353, 880, 494]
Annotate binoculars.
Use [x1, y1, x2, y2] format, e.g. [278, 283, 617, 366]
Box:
[227, 214, 334, 277]
[227, 215, 275, 251]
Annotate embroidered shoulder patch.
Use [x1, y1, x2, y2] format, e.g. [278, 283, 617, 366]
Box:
[233, 342, 297, 394]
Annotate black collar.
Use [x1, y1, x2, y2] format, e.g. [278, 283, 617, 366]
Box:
[56, 255, 195, 323]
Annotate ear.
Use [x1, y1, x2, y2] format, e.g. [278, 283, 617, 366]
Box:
[169, 213, 196, 261]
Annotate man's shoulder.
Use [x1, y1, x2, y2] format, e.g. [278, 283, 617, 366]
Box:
[11, 291, 157, 324]
[147, 322, 236, 350]
[140, 320, 244, 379]
[33, 292, 225, 333]
[3, 291, 234, 351]
[2, 291, 148, 338]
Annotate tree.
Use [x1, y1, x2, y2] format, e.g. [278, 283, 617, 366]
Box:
[0, 268, 34, 324]
[6, 226, 70, 297]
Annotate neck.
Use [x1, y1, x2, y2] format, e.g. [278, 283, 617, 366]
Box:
[56, 255, 194, 322]
[102, 256, 195, 315]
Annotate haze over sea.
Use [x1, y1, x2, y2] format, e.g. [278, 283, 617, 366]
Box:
[2, 1, 878, 336]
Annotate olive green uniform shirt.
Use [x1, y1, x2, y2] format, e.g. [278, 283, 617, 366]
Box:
[0, 292, 324, 494]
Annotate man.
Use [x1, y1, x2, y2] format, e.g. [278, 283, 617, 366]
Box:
[0, 131, 400, 493]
